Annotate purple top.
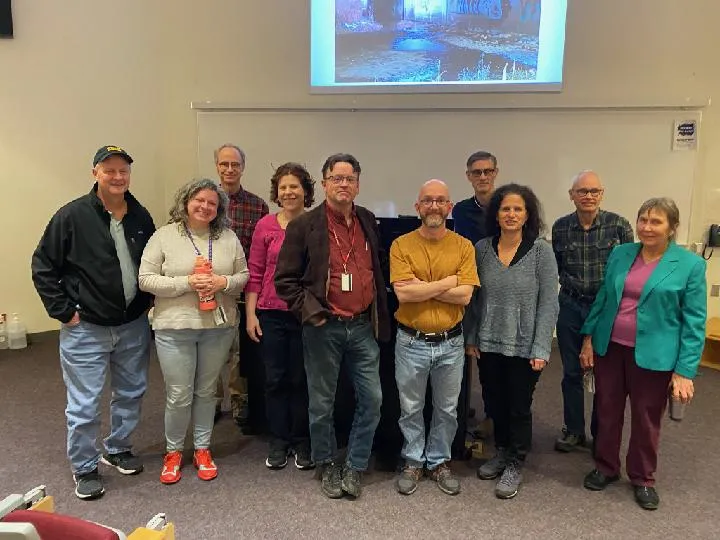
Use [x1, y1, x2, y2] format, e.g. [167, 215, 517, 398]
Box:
[246, 214, 289, 311]
[610, 255, 660, 347]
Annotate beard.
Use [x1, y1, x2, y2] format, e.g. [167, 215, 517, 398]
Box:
[422, 213, 445, 228]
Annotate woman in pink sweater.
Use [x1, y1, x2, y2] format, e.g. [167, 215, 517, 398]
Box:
[245, 163, 316, 470]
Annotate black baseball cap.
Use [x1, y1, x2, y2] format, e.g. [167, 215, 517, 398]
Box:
[93, 145, 134, 167]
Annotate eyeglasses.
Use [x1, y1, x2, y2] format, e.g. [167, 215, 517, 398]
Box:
[468, 168, 497, 178]
[573, 188, 604, 198]
[325, 175, 358, 185]
[418, 198, 450, 208]
[218, 161, 243, 170]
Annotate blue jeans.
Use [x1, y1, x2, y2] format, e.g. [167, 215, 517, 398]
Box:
[155, 327, 236, 451]
[303, 317, 382, 471]
[395, 329, 465, 470]
[557, 294, 596, 438]
[59, 315, 151, 475]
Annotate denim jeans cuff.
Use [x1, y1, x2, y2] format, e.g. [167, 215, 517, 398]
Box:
[402, 457, 425, 469]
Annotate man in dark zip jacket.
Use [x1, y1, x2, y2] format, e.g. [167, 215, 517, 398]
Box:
[31, 146, 155, 501]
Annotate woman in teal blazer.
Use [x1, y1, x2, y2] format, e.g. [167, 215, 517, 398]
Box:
[578, 198, 706, 511]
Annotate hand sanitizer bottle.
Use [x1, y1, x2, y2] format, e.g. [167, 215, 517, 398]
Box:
[8, 313, 27, 350]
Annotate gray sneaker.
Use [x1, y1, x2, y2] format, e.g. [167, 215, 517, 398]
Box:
[321, 462, 343, 499]
[341, 464, 362, 498]
[429, 462, 461, 496]
[477, 449, 508, 480]
[495, 460, 523, 499]
[396, 465, 423, 495]
[554, 432, 586, 453]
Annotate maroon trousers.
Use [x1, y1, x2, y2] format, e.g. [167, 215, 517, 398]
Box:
[594, 341, 672, 487]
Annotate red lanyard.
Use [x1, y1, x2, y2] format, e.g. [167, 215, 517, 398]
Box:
[329, 219, 357, 273]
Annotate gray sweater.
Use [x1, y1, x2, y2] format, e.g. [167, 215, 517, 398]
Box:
[139, 223, 249, 330]
[464, 237, 559, 361]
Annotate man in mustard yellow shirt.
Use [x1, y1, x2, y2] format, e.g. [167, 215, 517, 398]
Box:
[390, 180, 479, 497]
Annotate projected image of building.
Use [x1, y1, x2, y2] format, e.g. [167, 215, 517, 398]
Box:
[334, 0, 543, 84]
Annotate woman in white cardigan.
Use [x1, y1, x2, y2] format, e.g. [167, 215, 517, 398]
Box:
[139, 178, 248, 485]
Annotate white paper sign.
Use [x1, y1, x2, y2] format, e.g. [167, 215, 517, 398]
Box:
[672, 119, 698, 151]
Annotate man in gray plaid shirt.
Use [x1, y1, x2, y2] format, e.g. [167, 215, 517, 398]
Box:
[552, 170, 634, 453]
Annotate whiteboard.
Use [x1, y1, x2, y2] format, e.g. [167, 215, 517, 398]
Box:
[197, 109, 702, 243]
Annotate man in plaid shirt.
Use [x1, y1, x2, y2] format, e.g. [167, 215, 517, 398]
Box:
[215, 143, 269, 428]
[552, 170, 633, 453]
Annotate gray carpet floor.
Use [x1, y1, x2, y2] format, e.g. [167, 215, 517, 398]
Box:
[1, 337, 719, 539]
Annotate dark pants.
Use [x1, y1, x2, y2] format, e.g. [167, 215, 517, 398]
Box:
[475, 354, 493, 419]
[482, 352, 541, 461]
[556, 294, 598, 439]
[303, 317, 382, 471]
[258, 310, 309, 447]
[237, 304, 266, 432]
[594, 342, 672, 487]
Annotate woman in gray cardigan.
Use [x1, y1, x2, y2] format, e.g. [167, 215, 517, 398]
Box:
[465, 183, 559, 500]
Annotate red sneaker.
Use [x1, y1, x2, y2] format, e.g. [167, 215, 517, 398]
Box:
[193, 449, 218, 481]
[160, 451, 182, 485]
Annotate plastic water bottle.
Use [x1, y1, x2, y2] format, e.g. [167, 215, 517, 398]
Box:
[7, 313, 27, 350]
[0, 313, 8, 350]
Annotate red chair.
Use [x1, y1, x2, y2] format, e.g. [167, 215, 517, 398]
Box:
[2, 510, 121, 540]
[0, 486, 174, 540]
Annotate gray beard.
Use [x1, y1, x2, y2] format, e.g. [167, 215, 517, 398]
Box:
[422, 214, 445, 228]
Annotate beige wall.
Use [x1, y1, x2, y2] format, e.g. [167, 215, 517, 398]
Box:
[1, 0, 719, 332]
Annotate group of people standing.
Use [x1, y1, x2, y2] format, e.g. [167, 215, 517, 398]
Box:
[31, 145, 706, 512]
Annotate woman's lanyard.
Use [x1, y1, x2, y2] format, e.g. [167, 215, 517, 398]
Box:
[184, 224, 213, 263]
[329, 220, 357, 274]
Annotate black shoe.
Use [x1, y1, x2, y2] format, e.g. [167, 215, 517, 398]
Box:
[293, 441, 315, 470]
[100, 451, 143, 475]
[341, 464, 362, 498]
[555, 431, 587, 453]
[634, 486, 660, 510]
[583, 469, 620, 491]
[265, 441, 289, 469]
[73, 468, 105, 500]
[320, 462, 343, 499]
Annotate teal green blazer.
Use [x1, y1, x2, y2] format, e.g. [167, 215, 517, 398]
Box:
[581, 242, 707, 378]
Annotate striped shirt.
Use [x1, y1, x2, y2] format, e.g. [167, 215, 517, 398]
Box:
[552, 209, 634, 300]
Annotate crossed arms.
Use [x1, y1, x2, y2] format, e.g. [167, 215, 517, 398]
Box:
[393, 276, 474, 305]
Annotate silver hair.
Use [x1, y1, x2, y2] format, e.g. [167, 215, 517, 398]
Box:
[168, 178, 230, 240]
[570, 169, 600, 188]
[214, 143, 246, 169]
[636, 197, 680, 239]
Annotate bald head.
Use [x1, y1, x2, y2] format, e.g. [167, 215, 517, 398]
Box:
[569, 170, 604, 214]
[416, 179, 452, 231]
[571, 170, 602, 189]
[418, 179, 450, 201]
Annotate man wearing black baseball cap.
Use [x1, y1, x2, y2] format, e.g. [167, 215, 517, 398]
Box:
[32, 145, 155, 500]
[92, 145, 134, 166]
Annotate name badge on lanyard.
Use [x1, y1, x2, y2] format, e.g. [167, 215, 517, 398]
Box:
[331, 218, 357, 294]
[341, 272, 353, 292]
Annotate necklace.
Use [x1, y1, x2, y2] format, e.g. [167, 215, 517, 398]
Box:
[473, 196, 483, 209]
